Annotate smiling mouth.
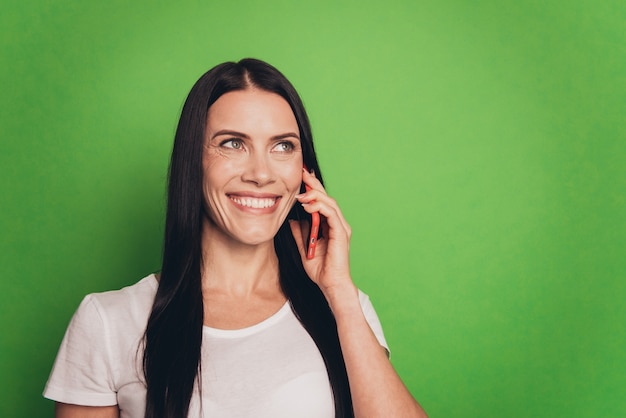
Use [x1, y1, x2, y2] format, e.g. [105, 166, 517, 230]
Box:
[228, 195, 279, 209]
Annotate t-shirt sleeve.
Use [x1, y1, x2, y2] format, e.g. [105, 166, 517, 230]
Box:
[43, 294, 118, 406]
[358, 290, 390, 356]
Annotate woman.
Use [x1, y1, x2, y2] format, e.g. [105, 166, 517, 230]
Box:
[44, 58, 427, 418]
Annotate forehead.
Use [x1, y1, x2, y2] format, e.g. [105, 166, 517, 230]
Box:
[206, 89, 298, 134]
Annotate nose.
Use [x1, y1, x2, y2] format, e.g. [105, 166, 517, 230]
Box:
[241, 151, 275, 187]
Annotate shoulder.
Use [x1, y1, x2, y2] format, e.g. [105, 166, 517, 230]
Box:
[44, 274, 158, 405]
[71, 274, 158, 340]
[87, 274, 157, 316]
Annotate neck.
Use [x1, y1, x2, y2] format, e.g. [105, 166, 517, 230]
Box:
[200, 218, 281, 299]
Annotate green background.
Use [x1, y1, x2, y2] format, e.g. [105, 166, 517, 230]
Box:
[1, 0, 624, 416]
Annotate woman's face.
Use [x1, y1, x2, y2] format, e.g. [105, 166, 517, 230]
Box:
[202, 88, 303, 246]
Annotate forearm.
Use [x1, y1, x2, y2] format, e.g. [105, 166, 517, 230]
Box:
[326, 284, 428, 418]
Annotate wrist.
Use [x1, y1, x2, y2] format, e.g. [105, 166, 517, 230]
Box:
[321, 281, 360, 314]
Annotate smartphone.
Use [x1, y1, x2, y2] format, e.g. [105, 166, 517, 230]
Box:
[303, 165, 320, 259]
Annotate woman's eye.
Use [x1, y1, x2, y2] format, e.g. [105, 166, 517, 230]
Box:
[273, 141, 295, 152]
[221, 139, 244, 150]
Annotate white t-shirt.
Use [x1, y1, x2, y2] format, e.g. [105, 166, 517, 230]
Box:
[44, 274, 388, 418]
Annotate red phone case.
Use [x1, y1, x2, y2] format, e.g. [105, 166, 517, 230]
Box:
[303, 166, 320, 259]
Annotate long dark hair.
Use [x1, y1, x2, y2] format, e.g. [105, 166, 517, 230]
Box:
[143, 59, 353, 418]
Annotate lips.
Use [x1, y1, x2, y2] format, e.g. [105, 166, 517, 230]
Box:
[228, 194, 279, 209]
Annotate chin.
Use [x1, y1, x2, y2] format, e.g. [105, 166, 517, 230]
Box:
[204, 211, 288, 248]
[230, 226, 282, 247]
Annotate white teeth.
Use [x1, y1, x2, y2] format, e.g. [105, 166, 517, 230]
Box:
[230, 196, 277, 208]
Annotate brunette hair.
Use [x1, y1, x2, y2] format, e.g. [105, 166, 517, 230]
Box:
[143, 58, 352, 417]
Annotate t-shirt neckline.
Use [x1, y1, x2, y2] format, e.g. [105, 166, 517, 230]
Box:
[202, 301, 291, 338]
[147, 274, 292, 339]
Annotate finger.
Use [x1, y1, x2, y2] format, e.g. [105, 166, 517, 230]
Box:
[297, 189, 339, 209]
[321, 216, 331, 242]
[302, 168, 326, 194]
[298, 193, 351, 237]
[300, 200, 350, 239]
[300, 199, 350, 240]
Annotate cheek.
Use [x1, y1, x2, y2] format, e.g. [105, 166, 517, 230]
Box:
[202, 158, 227, 208]
[283, 161, 303, 192]
[203, 152, 238, 186]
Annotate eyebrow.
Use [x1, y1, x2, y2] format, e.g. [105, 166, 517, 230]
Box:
[210, 129, 300, 141]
